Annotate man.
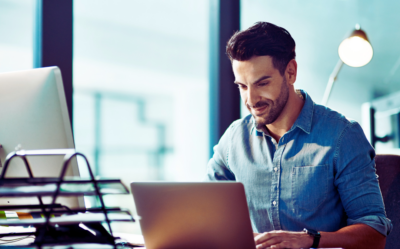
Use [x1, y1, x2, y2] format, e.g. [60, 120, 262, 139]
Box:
[206, 22, 392, 249]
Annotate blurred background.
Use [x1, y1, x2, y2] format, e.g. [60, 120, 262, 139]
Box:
[1, 0, 400, 234]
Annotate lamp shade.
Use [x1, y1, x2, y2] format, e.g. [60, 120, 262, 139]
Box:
[338, 28, 373, 67]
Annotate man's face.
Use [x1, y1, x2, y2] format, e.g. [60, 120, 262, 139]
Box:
[232, 56, 289, 129]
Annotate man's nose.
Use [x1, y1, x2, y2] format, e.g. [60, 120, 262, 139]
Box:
[247, 87, 259, 107]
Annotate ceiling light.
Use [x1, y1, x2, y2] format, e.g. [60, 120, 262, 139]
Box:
[338, 28, 373, 67]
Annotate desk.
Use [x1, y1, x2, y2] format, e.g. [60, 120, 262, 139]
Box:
[114, 233, 344, 249]
[0, 229, 145, 248]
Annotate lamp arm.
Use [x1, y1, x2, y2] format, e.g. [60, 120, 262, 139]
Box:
[322, 59, 344, 106]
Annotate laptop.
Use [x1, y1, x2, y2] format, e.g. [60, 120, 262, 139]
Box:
[130, 182, 256, 249]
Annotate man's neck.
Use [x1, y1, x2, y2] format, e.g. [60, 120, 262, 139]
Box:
[266, 89, 305, 143]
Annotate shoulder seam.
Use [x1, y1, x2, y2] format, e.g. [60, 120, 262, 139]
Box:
[225, 114, 251, 170]
[226, 121, 238, 172]
[225, 117, 250, 171]
[315, 105, 354, 124]
[333, 122, 354, 169]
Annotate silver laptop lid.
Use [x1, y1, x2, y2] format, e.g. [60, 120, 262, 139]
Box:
[131, 182, 256, 249]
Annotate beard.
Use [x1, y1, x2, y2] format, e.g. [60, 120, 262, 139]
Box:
[247, 77, 290, 130]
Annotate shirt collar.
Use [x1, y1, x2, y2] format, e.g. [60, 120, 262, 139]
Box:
[290, 89, 313, 134]
[252, 89, 314, 135]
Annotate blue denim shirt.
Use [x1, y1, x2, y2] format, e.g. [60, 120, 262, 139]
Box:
[206, 90, 392, 236]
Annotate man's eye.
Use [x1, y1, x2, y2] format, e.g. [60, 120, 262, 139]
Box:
[238, 84, 247, 89]
[259, 82, 268, 86]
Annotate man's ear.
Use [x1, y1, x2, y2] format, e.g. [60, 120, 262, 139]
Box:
[285, 59, 297, 85]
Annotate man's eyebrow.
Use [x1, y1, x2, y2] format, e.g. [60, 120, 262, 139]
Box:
[234, 76, 272, 85]
[252, 76, 272, 84]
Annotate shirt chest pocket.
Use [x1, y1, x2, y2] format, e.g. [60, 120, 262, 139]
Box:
[291, 164, 328, 211]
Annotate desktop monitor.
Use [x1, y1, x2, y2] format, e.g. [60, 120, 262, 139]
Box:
[0, 66, 83, 207]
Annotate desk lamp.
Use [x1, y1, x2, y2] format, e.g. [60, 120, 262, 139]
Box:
[321, 24, 373, 105]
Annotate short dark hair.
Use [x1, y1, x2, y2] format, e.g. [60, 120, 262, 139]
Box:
[226, 22, 296, 75]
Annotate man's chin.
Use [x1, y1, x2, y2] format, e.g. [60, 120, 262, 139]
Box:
[252, 116, 268, 130]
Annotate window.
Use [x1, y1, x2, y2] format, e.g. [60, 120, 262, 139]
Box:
[240, 0, 400, 123]
[0, 0, 34, 73]
[73, 0, 209, 234]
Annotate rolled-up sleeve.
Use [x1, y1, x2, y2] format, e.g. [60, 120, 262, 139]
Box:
[347, 216, 392, 236]
[205, 123, 236, 182]
[334, 122, 392, 236]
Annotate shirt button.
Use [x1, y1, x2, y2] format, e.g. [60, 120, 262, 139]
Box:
[274, 167, 278, 172]
[272, 201, 277, 206]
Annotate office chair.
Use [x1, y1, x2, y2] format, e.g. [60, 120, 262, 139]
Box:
[375, 154, 400, 249]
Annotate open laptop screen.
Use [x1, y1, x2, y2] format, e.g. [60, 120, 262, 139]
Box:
[131, 182, 256, 249]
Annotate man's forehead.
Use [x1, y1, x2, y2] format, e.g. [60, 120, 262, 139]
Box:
[232, 55, 277, 82]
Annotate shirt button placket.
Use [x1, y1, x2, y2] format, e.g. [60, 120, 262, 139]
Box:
[270, 145, 283, 230]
